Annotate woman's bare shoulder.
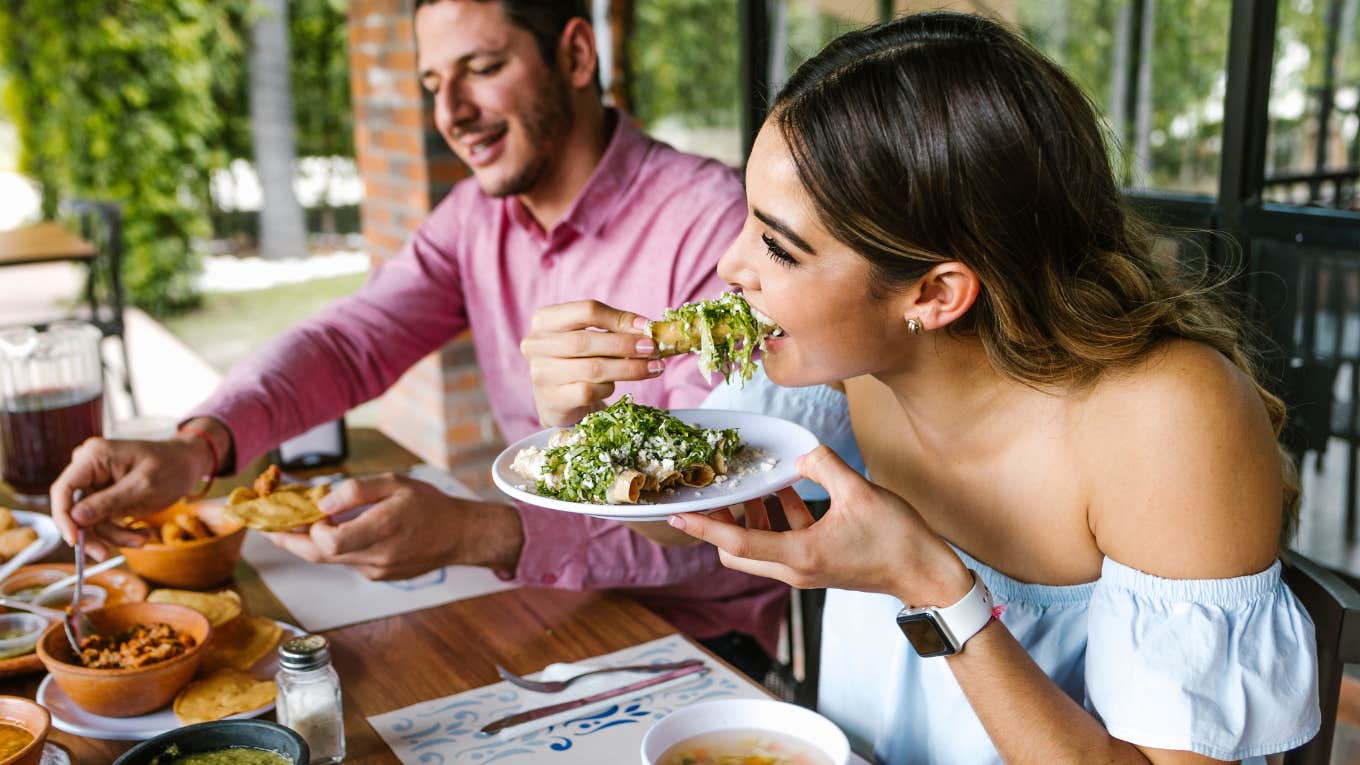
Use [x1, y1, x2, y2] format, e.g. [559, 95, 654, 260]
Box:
[1075, 339, 1284, 578]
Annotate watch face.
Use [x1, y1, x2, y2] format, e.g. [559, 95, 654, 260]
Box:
[897, 612, 957, 657]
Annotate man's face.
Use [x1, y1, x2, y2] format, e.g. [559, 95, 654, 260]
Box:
[416, 1, 574, 198]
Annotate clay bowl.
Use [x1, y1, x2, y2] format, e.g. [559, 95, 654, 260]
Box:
[120, 502, 246, 589]
[36, 602, 212, 717]
[0, 696, 49, 765]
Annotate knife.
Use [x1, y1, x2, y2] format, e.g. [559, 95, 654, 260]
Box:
[479, 662, 708, 734]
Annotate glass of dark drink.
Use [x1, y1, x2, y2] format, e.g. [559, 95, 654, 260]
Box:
[0, 321, 104, 507]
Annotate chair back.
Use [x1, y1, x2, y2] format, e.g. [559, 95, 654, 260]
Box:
[1282, 549, 1360, 765]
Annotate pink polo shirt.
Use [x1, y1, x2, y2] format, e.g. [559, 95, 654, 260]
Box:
[191, 115, 787, 653]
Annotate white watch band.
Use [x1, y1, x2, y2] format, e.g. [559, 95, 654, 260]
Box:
[935, 569, 994, 649]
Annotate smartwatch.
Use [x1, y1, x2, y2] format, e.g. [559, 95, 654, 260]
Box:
[895, 570, 994, 657]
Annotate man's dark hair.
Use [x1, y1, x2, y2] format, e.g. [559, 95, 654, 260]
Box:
[415, 0, 598, 89]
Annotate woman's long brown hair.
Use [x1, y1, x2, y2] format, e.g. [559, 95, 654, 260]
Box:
[772, 11, 1299, 537]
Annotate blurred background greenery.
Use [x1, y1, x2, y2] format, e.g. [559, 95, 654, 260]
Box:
[0, 0, 351, 315]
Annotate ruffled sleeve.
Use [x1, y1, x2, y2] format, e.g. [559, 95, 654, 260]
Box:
[1085, 557, 1321, 760]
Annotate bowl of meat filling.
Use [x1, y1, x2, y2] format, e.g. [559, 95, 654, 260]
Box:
[36, 602, 212, 717]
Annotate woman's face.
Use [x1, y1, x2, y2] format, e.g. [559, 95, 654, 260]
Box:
[718, 122, 913, 387]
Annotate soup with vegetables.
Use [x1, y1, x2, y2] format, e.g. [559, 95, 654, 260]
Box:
[0, 722, 33, 758]
[656, 729, 833, 765]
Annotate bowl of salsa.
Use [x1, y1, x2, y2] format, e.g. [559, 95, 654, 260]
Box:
[111, 720, 308, 765]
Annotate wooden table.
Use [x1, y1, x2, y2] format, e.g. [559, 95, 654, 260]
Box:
[0, 222, 96, 267]
[0, 429, 687, 763]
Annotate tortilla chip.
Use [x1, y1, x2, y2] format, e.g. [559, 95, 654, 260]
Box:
[225, 484, 329, 532]
[205, 615, 284, 672]
[174, 668, 277, 725]
[147, 589, 243, 627]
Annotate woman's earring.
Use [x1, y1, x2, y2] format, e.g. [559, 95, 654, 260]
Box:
[907, 317, 923, 336]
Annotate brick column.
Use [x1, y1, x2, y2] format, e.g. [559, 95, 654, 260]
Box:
[348, 0, 503, 493]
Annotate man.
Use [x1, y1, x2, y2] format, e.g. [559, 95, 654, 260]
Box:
[50, 0, 783, 677]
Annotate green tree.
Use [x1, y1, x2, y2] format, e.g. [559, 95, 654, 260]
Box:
[0, 0, 247, 314]
[292, 0, 353, 160]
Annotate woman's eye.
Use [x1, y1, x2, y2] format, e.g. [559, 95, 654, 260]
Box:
[471, 62, 503, 76]
[761, 234, 798, 267]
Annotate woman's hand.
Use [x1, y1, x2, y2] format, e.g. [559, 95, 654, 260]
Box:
[668, 446, 973, 606]
[520, 300, 665, 426]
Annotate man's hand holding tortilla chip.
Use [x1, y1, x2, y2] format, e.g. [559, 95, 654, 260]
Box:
[262, 472, 525, 581]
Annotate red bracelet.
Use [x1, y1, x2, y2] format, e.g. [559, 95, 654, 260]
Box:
[178, 426, 219, 500]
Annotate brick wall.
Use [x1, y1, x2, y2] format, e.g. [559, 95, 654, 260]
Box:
[347, 0, 503, 493]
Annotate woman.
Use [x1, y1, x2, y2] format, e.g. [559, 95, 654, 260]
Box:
[522, 11, 1318, 764]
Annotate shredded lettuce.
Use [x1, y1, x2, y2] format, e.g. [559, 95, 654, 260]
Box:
[532, 396, 742, 504]
[653, 293, 776, 386]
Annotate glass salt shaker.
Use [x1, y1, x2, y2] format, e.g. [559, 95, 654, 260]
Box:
[276, 634, 346, 764]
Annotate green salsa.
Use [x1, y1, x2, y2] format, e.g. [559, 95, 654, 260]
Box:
[156, 747, 291, 765]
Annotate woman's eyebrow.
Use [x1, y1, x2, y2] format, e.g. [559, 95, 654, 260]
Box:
[752, 208, 818, 256]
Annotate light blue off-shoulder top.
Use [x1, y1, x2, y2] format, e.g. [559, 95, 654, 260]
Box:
[819, 546, 1321, 764]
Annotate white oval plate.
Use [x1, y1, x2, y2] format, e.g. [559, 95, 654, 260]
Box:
[38, 619, 304, 741]
[492, 409, 819, 521]
[11, 511, 61, 562]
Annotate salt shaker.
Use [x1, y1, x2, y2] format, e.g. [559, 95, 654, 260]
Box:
[276, 634, 346, 764]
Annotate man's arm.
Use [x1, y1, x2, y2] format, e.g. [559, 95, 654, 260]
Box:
[192, 224, 468, 471]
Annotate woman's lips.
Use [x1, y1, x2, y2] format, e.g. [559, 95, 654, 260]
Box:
[764, 334, 790, 353]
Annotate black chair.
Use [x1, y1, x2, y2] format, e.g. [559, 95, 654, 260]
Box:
[61, 199, 136, 415]
[1282, 549, 1360, 765]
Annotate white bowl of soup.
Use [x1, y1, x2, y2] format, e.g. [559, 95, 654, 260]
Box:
[641, 699, 849, 765]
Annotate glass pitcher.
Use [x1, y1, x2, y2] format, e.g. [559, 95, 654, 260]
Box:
[0, 321, 105, 506]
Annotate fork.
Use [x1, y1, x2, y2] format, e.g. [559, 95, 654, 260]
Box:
[495, 658, 704, 693]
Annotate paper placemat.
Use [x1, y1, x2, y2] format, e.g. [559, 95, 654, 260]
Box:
[241, 464, 517, 631]
[368, 634, 772, 764]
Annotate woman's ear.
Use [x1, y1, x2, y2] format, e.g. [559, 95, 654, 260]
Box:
[559, 17, 599, 91]
[905, 261, 980, 332]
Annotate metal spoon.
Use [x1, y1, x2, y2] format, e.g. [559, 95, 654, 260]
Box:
[62, 529, 96, 659]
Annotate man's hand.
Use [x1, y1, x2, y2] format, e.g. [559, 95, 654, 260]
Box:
[265, 473, 525, 580]
[49, 422, 225, 560]
[521, 300, 664, 426]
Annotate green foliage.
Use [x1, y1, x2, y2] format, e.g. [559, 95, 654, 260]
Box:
[0, 0, 355, 314]
[211, 0, 353, 162]
[291, 0, 354, 160]
[0, 0, 247, 315]
[633, 0, 740, 128]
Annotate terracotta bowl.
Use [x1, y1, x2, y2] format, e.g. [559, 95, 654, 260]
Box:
[0, 696, 49, 765]
[119, 502, 246, 589]
[36, 602, 212, 718]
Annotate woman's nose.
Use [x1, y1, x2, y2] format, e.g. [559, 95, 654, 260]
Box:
[717, 242, 758, 293]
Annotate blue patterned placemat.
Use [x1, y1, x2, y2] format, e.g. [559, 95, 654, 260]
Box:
[367, 634, 769, 764]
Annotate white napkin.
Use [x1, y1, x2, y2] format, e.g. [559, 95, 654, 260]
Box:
[368, 634, 771, 765]
[486, 659, 708, 739]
